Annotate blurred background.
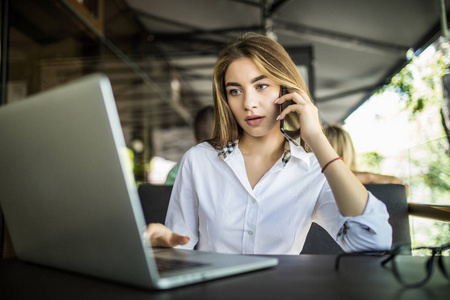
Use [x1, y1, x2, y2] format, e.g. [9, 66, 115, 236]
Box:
[2, 0, 449, 246]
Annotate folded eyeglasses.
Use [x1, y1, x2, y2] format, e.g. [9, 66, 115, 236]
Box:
[335, 243, 450, 288]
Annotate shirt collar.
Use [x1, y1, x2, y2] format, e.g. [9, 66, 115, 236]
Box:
[218, 139, 311, 169]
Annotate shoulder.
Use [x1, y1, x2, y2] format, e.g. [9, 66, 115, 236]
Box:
[178, 142, 222, 180]
[181, 142, 219, 163]
[186, 141, 217, 155]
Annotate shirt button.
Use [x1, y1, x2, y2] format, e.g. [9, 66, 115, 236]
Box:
[248, 230, 254, 236]
[252, 199, 256, 204]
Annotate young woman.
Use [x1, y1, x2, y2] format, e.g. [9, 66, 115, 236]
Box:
[147, 33, 392, 254]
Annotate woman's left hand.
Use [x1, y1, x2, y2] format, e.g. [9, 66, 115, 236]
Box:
[276, 89, 323, 147]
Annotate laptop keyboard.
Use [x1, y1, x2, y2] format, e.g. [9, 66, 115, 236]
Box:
[155, 257, 209, 273]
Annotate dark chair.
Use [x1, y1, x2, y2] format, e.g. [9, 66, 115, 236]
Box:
[364, 184, 411, 246]
[301, 184, 410, 254]
[137, 184, 173, 224]
[301, 222, 344, 254]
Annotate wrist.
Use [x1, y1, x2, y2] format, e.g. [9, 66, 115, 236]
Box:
[321, 157, 343, 173]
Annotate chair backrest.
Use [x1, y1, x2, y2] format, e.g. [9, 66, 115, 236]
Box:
[301, 184, 410, 254]
[301, 222, 344, 254]
[364, 184, 411, 246]
[137, 184, 173, 224]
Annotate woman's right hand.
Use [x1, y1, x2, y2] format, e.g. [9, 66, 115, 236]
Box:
[146, 223, 190, 248]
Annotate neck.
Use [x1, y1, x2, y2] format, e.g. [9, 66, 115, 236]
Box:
[239, 130, 285, 158]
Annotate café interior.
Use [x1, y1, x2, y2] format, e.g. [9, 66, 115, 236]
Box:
[0, 1, 449, 298]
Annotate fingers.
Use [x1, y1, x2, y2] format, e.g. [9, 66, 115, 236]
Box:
[146, 223, 190, 248]
[275, 89, 323, 146]
[170, 233, 190, 247]
[275, 89, 311, 105]
[275, 90, 312, 121]
[390, 177, 403, 184]
[276, 103, 297, 121]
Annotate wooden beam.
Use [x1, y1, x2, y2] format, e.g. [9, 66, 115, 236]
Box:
[63, 0, 104, 36]
[408, 203, 450, 222]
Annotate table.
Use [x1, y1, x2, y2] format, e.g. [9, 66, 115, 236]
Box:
[1, 255, 448, 300]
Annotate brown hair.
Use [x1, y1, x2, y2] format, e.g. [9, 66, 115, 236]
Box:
[209, 32, 311, 150]
[324, 125, 358, 171]
[194, 105, 214, 143]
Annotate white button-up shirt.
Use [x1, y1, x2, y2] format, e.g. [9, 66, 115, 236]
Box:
[165, 141, 392, 255]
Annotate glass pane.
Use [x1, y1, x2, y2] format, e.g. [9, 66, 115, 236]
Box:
[8, 0, 101, 103]
[7, 0, 199, 184]
[442, 248, 450, 277]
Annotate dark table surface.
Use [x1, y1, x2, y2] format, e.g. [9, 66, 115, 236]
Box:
[1, 254, 449, 300]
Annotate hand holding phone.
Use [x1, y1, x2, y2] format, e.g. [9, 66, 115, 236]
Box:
[279, 86, 301, 146]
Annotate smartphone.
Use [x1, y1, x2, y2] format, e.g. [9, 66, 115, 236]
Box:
[279, 86, 301, 146]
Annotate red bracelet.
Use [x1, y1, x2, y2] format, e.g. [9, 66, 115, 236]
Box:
[321, 157, 343, 173]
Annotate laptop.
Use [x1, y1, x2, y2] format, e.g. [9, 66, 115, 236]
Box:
[0, 74, 278, 289]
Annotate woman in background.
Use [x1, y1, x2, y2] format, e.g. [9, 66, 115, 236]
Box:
[324, 124, 409, 195]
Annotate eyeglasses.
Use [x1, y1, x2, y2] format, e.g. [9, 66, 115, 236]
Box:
[335, 243, 450, 288]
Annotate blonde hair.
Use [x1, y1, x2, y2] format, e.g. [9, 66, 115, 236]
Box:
[324, 125, 358, 171]
[209, 32, 311, 150]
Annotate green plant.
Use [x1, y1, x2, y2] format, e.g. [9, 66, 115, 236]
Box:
[358, 151, 385, 173]
[372, 41, 450, 245]
[378, 45, 449, 119]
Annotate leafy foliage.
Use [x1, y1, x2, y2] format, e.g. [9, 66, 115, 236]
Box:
[360, 41, 450, 247]
[378, 44, 450, 118]
[359, 151, 385, 173]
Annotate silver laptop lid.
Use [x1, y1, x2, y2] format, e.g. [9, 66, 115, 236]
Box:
[0, 74, 159, 287]
[0, 74, 279, 290]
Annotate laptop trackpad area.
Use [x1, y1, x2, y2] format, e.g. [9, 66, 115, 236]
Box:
[152, 248, 278, 278]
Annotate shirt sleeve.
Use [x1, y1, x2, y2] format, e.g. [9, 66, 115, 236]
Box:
[312, 183, 393, 252]
[164, 149, 199, 250]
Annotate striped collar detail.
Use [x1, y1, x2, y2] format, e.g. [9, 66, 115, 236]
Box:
[218, 140, 292, 167]
[218, 141, 237, 160]
[281, 140, 291, 167]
